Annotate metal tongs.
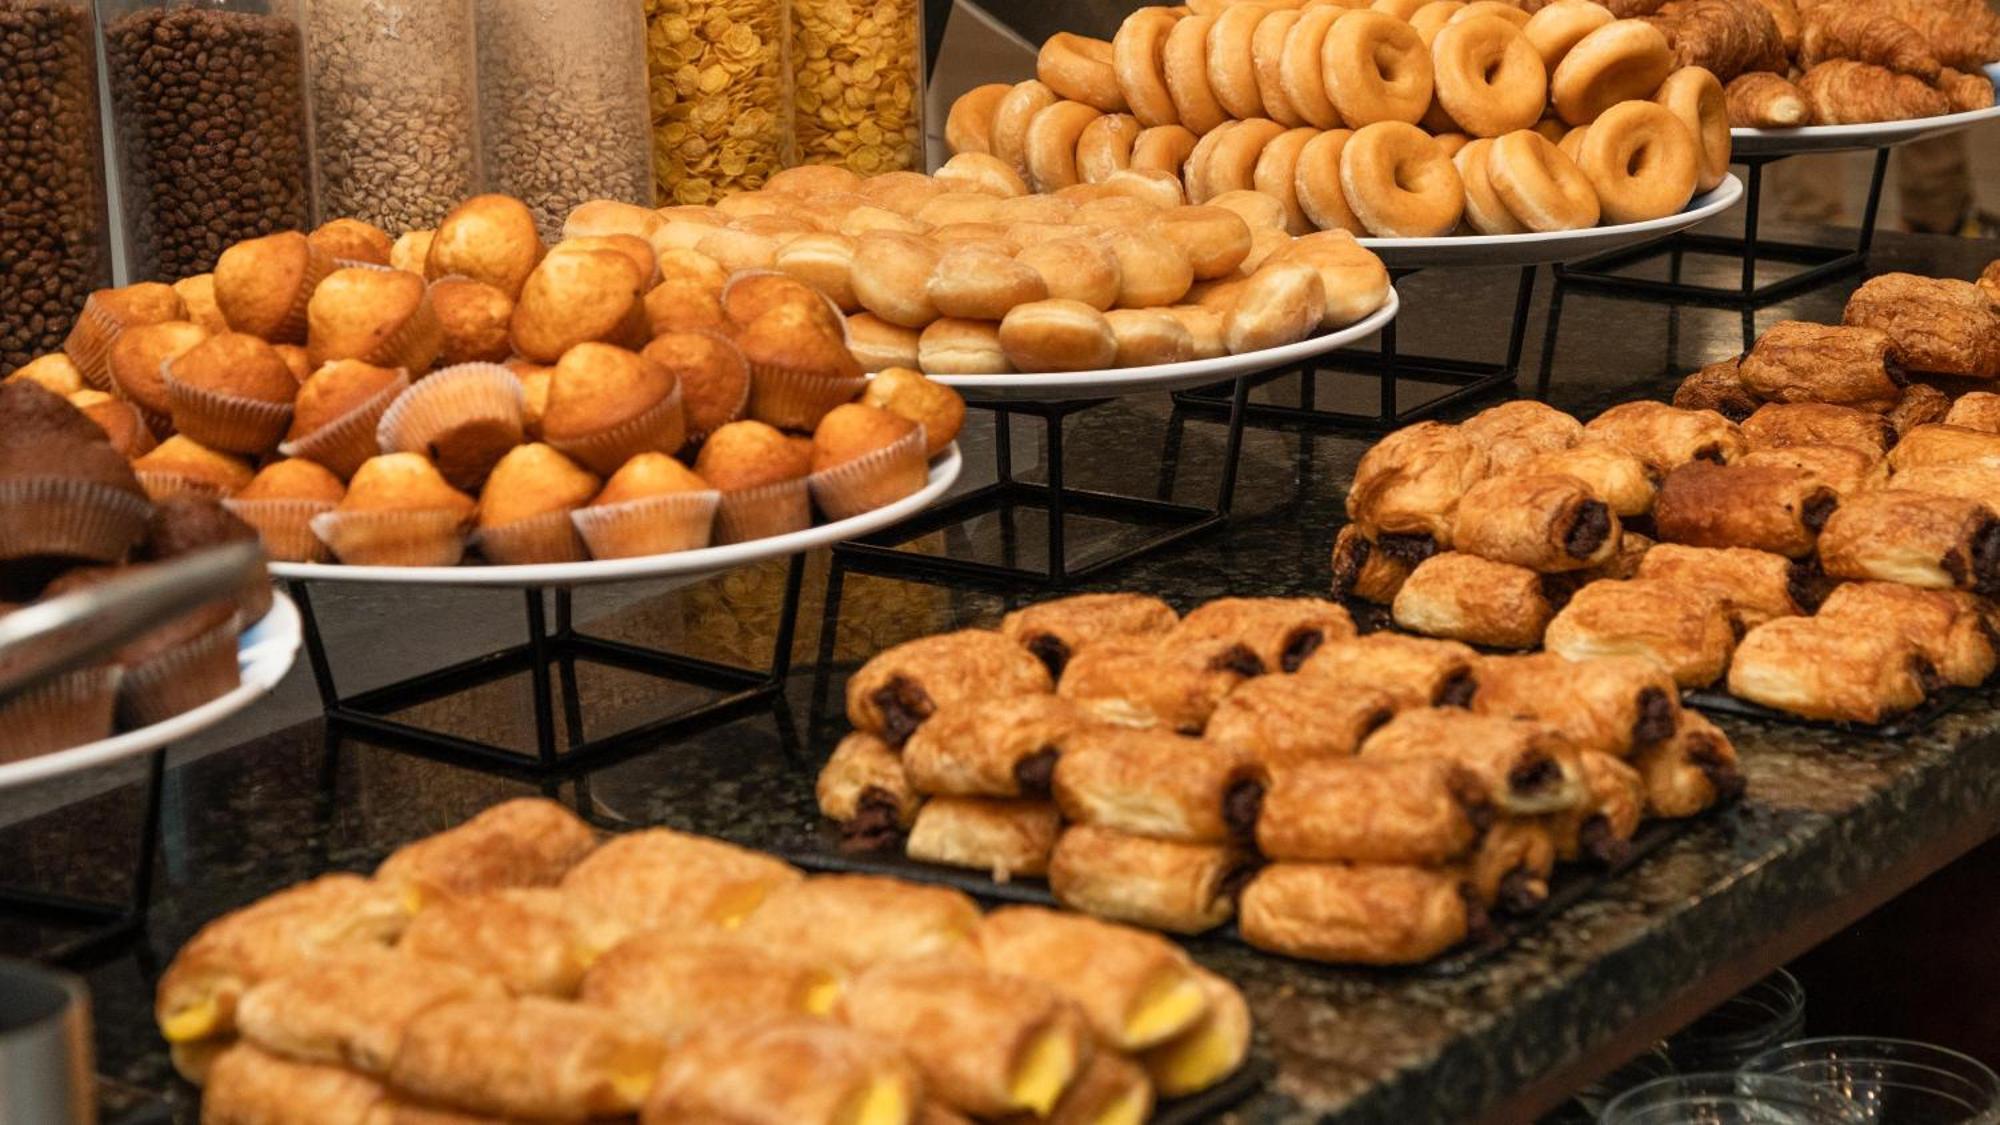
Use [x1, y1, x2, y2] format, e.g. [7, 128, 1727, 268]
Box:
[0, 543, 263, 706]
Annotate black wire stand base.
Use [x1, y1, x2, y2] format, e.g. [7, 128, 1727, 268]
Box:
[1172, 265, 1536, 432]
[286, 557, 806, 779]
[0, 746, 165, 965]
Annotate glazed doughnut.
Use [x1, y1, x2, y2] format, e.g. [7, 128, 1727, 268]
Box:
[1075, 195, 1163, 228]
[1323, 11, 1435, 127]
[996, 194, 1078, 225]
[998, 299, 1118, 372]
[1188, 274, 1249, 312]
[1130, 124, 1201, 176]
[1487, 128, 1601, 230]
[1253, 126, 1321, 233]
[1293, 128, 1366, 233]
[1224, 261, 1327, 353]
[851, 231, 944, 328]
[1531, 117, 1566, 143]
[1158, 204, 1255, 278]
[1025, 100, 1106, 192]
[1102, 227, 1196, 307]
[1337, 120, 1466, 236]
[928, 223, 1016, 252]
[929, 243, 1050, 320]
[1105, 307, 1197, 367]
[1015, 236, 1123, 310]
[1453, 137, 1527, 234]
[1039, 33, 1129, 112]
[1251, 9, 1307, 125]
[1240, 224, 1291, 272]
[1200, 117, 1289, 200]
[1076, 114, 1145, 182]
[1432, 131, 1473, 158]
[1279, 5, 1345, 129]
[933, 153, 1030, 199]
[1268, 228, 1393, 327]
[915, 192, 1006, 227]
[1165, 304, 1229, 359]
[1432, 15, 1548, 137]
[1557, 121, 1588, 161]
[1101, 167, 1189, 207]
[1410, 1, 1466, 46]
[838, 204, 925, 238]
[919, 317, 1011, 374]
[1006, 221, 1081, 249]
[947, 83, 1012, 155]
[1522, 0, 1614, 73]
[774, 232, 863, 311]
[1165, 14, 1231, 134]
[1113, 7, 1184, 127]
[1211, 188, 1291, 233]
[1654, 66, 1731, 193]
[1371, 0, 1428, 18]
[847, 312, 921, 371]
[1449, 1, 1531, 28]
[861, 170, 946, 217]
[991, 81, 1061, 178]
[1207, 3, 1272, 120]
[1550, 19, 1673, 126]
[1574, 99, 1699, 223]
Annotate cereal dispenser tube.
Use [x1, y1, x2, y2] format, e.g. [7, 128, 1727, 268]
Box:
[646, 0, 793, 203]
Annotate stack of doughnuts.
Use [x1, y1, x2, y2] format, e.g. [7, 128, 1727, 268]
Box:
[945, 0, 1732, 238]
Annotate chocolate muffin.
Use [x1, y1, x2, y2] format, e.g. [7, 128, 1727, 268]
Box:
[0, 382, 151, 589]
[136, 495, 274, 626]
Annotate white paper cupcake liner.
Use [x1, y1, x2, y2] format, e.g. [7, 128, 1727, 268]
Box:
[545, 381, 688, 477]
[311, 508, 470, 568]
[0, 665, 121, 763]
[134, 469, 234, 505]
[571, 490, 721, 559]
[161, 363, 295, 456]
[715, 476, 812, 545]
[808, 425, 929, 521]
[746, 361, 868, 433]
[223, 498, 336, 563]
[474, 510, 590, 565]
[0, 478, 152, 563]
[375, 362, 525, 491]
[62, 294, 131, 391]
[278, 369, 410, 480]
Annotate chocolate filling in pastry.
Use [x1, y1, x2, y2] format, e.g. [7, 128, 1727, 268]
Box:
[1459, 883, 1495, 943]
[1216, 859, 1262, 908]
[871, 676, 934, 746]
[1693, 443, 1727, 464]
[1025, 633, 1070, 680]
[1223, 777, 1266, 843]
[1434, 667, 1477, 708]
[1279, 627, 1326, 673]
[1799, 489, 1838, 533]
[1507, 755, 1563, 798]
[1688, 739, 1746, 802]
[1911, 655, 1945, 697]
[1330, 535, 1369, 597]
[1359, 706, 1397, 743]
[839, 789, 906, 853]
[1209, 643, 1266, 678]
[1446, 767, 1495, 832]
[1377, 532, 1440, 568]
[1787, 559, 1833, 613]
[1497, 868, 1547, 915]
[1578, 815, 1632, 868]
[1972, 517, 2000, 597]
[1540, 572, 1585, 609]
[1563, 500, 1613, 559]
[1012, 746, 1060, 799]
[1632, 687, 1678, 747]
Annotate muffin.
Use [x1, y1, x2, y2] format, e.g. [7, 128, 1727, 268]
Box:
[695, 419, 814, 543]
[375, 362, 526, 492]
[391, 230, 435, 275]
[473, 443, 602, 564]
[0, 600, 119, 760]
[310, 218, 395, 266]
[137, 495, 274, 625]
[53, 565, 243, 728]
[737, 302, 866, 432]
[0, 381, 151, 572]
[162, 333, 299, 455]
[548, 234, 659, 288]
[131, 436, 256, 501]
[172, 275, 232, 335]
[6, 353, 86, 397]
[430, 278, 515, 367]
[640, 332, 751, 444]
[282, 360, 409, 479]
[313, 452, 477, 567]
[68, 390, 158, 459]
[226, 459, 347, 563]
[809, 403, 927, 520]
[106, 321, 211, 433]
[212, 231, 336, 344]
[306, 267, 443, 374]
[274, 345, 313, 386]
[513, 363, 554, 437]
[644, 277, 730, 337]
[722, 271, 844, 337]
[63, 282, 187, 390]
[572, 452, 719, 559]
[861, 368, 966, 457]
[426, 194, 545, 297]
[540, 344, 687, 476]
[657, 247, 729, 290]
[510, 249, 650, 364]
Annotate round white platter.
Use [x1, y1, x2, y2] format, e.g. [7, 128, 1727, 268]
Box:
[1732, 64, 2000, 157]
[0, 592, 303, 791]
[1359, 175, 1746, 270]
[926, 290, 1399, 403]
[269, 446, 963, 588]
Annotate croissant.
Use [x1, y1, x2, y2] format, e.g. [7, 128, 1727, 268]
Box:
[1725, 72, 1814, 126]
[1799, 59, 1951, 123]
[1753, 0, 1803, 54]
[1674, 355, 1764, 419]
[1799, 9, 1941, 81]
[1662, 0, 1789, 80]
[1873, 0, 2000, 71]
[1937, 68, 1998, 112]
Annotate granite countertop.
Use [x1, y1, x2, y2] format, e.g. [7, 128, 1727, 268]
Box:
[10, 225, 1999, 1124]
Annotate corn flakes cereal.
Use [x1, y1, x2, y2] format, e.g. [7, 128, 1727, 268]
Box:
[646, 0, 790, 199]
[790, 0, 922, 174]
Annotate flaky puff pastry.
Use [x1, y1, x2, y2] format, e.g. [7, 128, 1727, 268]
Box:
[1458, 399, 1585, 472]
[1391, 552, 1563, 650]
[234, 947, 505, 1076]
[1330, 524, 1439, 604]
[1943, 391, 2000, 435]
[1048, 826, 1252, 934]
[1673, 356, 1762, 423]
[907, 797, 1063, 881]
[1740, 403, 1897, 457]
[1736, 321, 1902, 411]
[374, 798, 597, 911]
[1633, 543, 1823, 628]
[1470, 651, 1682, 757]
[737, 875, 982, 972]
[846, 629, 1055, 745]
[1817, 490, 2000, 593]
[1652, 460, 1840, 558]
[1465, 819, 1557, 914]
[399, 888, 594, 999]
[1816, 582, 1997, 688]
[388, 997, 667, 1120]
[1888, 382, 1952, 436]
[1450, 472, 1622, 572]
[975, 905, 1209, 1052]
[1590, 530, 1657, 582]
[1520, 442, 1662, 518]
[202, 1042, 385, 1124]
[1296, 632, 1480, 709]
[1550, 750, 1647, 865]
[1543, 579, 1738, 688]
[1728, 616, 1932, 723]
[557, 828, 803, 943]
[642, 1020, 920, 1125]
[1877, 463, 2000, 509]
[999, 592, 1180, 678]
[1239, 862, 1476, 966]
[1052, 727, 1267, 844]
[157, 874, 409, 1048]
[1139, 966, 1250, 1099]
[1888, 423, 2000, 475]
[1205, 673, 1400, 766]
[838, 960, 1090, 1119]
[1056, 634, 1265, 733]
[818, 732, 923, 852]
[1170, 596, 1357, 672]
[580, 933, 839, 1042]
[902, 694, 1091, 799]
[1346, 420, 1491, 543]
[1737, 445, 1883, 500]
[1843, 273, 2000, 380]
[1256, 756, 1489, 865]
[1631, 710, 1743, 817]
[1359, 708, 1586, 816]
[1581, 402, 1746, 473]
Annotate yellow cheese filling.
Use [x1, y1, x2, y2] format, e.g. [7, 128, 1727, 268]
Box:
[1145, 1019, 1244, 1098]
[1009, 1024, 1079, 1116]
[161, 999, 221, 1043]
[1121, 972, 1209, 1049]
[1092, 1082, 1152, 1125]
[839, 1075, 912, 1125]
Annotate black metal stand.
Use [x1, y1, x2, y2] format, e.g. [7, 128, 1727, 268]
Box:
[287, 556, 807, 778]
[0, 746, 165, 965]
[1172, 265, 1537, 432]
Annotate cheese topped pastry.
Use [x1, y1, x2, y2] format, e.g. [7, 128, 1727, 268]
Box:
[582, 933, 841, 1042]
[1139, 966, 1251, 1099]
[559, 828, 803, 942]
[641, 1019, 921, 1125]
[974, 905, 1208, 1051]
[389, 997, 667, 1119]
[737, 874, 982, 972]
[399, 887, 595, 998]
[374, 797, 598, 911]
[234, 947, 504, 1076]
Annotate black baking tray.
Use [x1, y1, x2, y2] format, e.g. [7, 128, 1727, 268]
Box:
[1155, 1051, 1271, 1124]
[100, 1076, 175, 1125]
[1684, 686, 1970, 739]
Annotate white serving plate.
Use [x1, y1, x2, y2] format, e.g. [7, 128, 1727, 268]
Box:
[1359, 175, 1745, 269]
[927, 289, 1399, 403]
[269, 446, 963, 588]
[1732, 64, 2000, 157]
[0, 593, 302, 791]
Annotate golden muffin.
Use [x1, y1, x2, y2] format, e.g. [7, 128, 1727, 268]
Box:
[809, 403, 927, 519]
[426, 194, 545, 297]
[695, 419, 815, 542]
[723, 272, 843, 336]
[274, 345, 312, 385]
[510, 249, 650, 364]
[862, 368, 966, 457]
[68, 390, 158, 459]
[512, 362, 554, 437]
[306, 267, 443, 374]
[107, 321, 212, 430]
[235, 458, 347, 503]
[225, 458, 347, 569]
[430, 278, 515, 367]
[316, 452, 477, 566]
[540, 344, 687, 475]
[309, 218, 394, 266]
[64, 282, 187, 389]
[9, 352, 86, 397]
[736, 302, 867, 432]
[644, 277, 730, 337]
[391, 230, 435, 275]
[641, 332, 750, 443]
[571, 451, 719, 559]
[548, 234, 659, 288]
[656, 247, 730, 290]
[212, 231, 335, 344]
[375, 362, 526, 492]
[172, 275, 232, 335]
[131, 435, 256, 501]
[284, 360, 408, 479]
[474, 443, 602, 564]
[164, 333, 298, 455]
